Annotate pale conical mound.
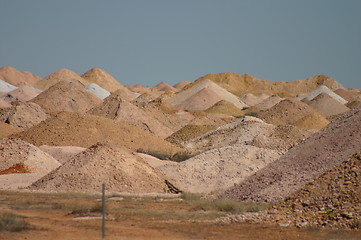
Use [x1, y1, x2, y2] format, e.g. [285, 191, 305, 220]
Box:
[3, 85, 42, 102]
[253, 94, 284, 110]
[222, 104, 361, 202]
[35, 69, 89, 90]
[0, 66, 41, 87]
[183, 116, 312, 153]
[28, 142, 168, 193]
[205, 100, 244, 116]
[308, 92, 350, 118]
[0, 79, 17, 92]
[11, 111, 182, 155]
[81, 68, 125, 92]
[0, 122, 21, 139]
[168, 79, 248, 110]
[85, 83, 110, 100]
[153, 82, 178, 92]
[88, 91, 173, 138]
[192, 73, 344, 97]
[302, 85, 348, 104]
[0, 101, 49, 130]
[272, 152, 361, 228]
[240, 93, 269, 106]
[173, 81, 192, 90]
[158, 145, 282, 194]
[39, 145, 86, 164]
[258, 98, 322, 126]
[31, 79, 102, 113]
[0, 138, 60, 174]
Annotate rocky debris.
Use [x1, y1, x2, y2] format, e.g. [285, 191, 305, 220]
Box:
[31, 79, 102, 113]
[88, 91, 174, 138]
[85, 83, 110, 99]
[158, 145, 282, 194]
[0, 101, 49, 130]
[183, 116, 312, 153]
[0, 138, 60, 174]
[28, 142, 169, 193]
[168, 79, 248, 111]
[0, 122, 21, 139]
[0, 66, 41, 87]
[192, 73, 344, 97]
[307, 92, 350, 118]
[222, 104, 361, 202]
[302, 85, 347, 104]
[81, 68, 125, 93]
[10, 111, 183, 156]
[264, 152, 361, 229]
[35, 69, 89, 90]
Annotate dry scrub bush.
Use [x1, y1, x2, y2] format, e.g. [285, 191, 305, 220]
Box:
[0, 213, 31, 232]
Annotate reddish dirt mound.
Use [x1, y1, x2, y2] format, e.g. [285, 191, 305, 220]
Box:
[88, 91, 173, 138]
[168, 79, 248, 110]
[192, 73, 344, 97]
[31, 79, 102, 113]
[307, 92, 350, 118]
[240, 93, 269, 106]
[222, 104, 361, 202]
[11, 111, 183, 155]
[1, 85, 41, 103]
[258, 98, 324, 126]
[0, 66, 41, 87]
[334, 88, 360, 102]
[0, 101, 49, 130]
[153, 82, 178, 92]
[134, 98, 193, 133]
[173, 81, 192, 90]
[254, 94, 284, 110]
[81, 67, 125, 92]
[28, 142, 169, 193]
[0, 163, 30, 174]
[0, 98, 11, 108]
[0, 138, 60, 174]
[35, 69, 89, 90]
[0, 122, 21, 139]
[270, 152, 361, 228]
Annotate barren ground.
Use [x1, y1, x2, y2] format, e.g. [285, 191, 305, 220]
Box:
[0, 191, 360, 240]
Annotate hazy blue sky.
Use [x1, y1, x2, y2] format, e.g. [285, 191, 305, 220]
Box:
[1, 0, 360, 89]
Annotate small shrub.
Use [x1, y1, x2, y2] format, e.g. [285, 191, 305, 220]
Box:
[244, 112, 259, 117]
[136, 149, 170, 160]
[170, 152, 194, 162]
[0, 213, 31, 232]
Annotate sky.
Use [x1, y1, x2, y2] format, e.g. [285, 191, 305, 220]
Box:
[0, 0, 360, 89]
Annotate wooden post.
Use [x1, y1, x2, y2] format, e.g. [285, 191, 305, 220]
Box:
[102, 183, 106, 238]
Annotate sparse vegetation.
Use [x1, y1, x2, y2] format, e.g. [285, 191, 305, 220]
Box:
[0, 213, 31, 232]
[190, 198, 270, 213]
